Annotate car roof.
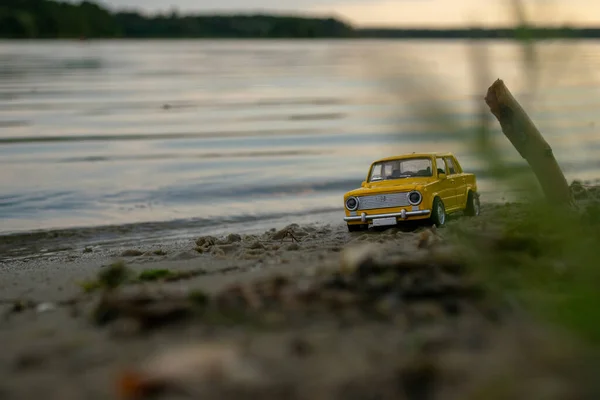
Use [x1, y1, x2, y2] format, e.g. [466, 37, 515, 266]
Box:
[372, 152, 454, 163]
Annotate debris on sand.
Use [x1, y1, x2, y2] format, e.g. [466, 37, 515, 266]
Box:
[195, 236, 218, 249]
[80, 263, 208, 294]
[117, 342, 272, 399]
[98, 261, 131, 289]
[270, 225, 300, 243]
[339, 242, 380, 273]
[35, 302, 56, 313]
[570, 180, 600, 206]
[93, 289, 194, 329]
[417, 226, 443, 249]
[121, 249, 144, 257]
[91, 241, 489, 333]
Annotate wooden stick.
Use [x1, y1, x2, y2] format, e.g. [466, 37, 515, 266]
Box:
[484, 79, 573, 205]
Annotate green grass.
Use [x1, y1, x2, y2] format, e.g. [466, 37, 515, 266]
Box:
[79, 261, 131, 292]
[445, 201, 600, 344]
[138, 269, 174, 281]
[79, 264, 209, 293]
[364, 0, 600, 348]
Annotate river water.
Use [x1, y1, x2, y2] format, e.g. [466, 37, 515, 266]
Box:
[1, 39, 600, 237]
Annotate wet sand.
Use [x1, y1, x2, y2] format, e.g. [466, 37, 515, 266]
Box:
[0, 204, 594, 399]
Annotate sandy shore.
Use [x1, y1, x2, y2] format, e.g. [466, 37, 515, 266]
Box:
[0, 205, 594, 399]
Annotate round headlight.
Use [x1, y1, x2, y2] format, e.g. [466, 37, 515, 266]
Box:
[408, 191, 422, 205]
[345, 196, 359, 211]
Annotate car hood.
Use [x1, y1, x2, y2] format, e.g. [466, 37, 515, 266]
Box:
[345, 177, 435, 197]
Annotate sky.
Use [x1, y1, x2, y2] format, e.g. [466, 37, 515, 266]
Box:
[99, 0, 600, 28]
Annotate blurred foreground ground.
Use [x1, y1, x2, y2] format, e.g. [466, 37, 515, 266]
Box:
[1, 201, 598, 400]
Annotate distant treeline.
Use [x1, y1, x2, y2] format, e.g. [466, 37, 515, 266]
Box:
[359, 27, 600, 39]
[2, 0, 600, 39]
[0, 0, 353, 38]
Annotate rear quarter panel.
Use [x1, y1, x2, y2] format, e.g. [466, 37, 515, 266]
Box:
[451, 155, 477, 209]
[463, 173, 478, 197]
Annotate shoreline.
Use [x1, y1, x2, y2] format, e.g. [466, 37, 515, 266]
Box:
[0, 189, 532, 261]
[3, 37, 600, 43]
[0, 209, 343, 262]
[0, 201, 496, 301]
[0, 201, 522, 303]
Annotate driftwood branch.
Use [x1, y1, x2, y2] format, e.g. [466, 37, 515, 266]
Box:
[484, 79, 573, 205]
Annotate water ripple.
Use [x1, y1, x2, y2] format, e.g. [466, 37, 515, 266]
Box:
[1, 39, 598, 235]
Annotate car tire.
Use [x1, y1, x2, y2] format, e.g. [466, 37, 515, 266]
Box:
[464, 191, 480, 217]
[347, 224, 367, 232]
[430, 197, 446, 227]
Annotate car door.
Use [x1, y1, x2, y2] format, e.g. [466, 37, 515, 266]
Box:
[443, 156, 461, 211]
[435, 157, 456, 210]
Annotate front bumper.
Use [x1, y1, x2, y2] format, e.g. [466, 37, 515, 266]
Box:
[343, 209, 431, 223]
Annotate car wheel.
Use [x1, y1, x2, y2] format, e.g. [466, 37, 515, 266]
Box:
[347, 224, 367, 232]
[464, 191, 480, 217]
[430, 197, 446, 227]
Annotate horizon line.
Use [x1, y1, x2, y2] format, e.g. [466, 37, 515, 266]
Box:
[101, 8, 600, 30]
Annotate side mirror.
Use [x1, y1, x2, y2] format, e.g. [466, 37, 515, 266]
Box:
[361, 181, 367, 187]
[438, 173, 446, 180]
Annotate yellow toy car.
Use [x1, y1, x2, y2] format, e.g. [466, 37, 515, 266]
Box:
[343, 152, 480, 232]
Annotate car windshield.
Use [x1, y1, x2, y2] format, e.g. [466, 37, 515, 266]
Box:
[369, 157, 433, 182]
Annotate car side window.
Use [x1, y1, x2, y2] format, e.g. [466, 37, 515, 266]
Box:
[445, 157, 456, 174]
[435, 157, 446, 175]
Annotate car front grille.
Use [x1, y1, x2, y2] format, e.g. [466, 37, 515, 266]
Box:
[357, 192, 410, 210]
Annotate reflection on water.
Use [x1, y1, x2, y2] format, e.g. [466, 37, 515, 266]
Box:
[1, 40, 600, 234]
